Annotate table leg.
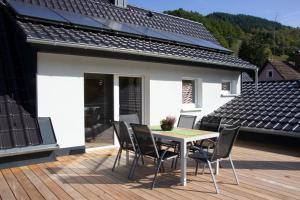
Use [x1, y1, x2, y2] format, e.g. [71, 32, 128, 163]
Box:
[180, 141, 187, 186]
[215, 159, 219, 175]
[126, 149, 129, 166]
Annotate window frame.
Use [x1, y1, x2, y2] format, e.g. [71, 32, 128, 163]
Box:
[221, 80, 231, 94]
[181, 78, 202, 110]
[267, 69, 273, 78]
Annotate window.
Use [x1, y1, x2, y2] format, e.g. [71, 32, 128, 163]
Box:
[182, 80, 195, 104]
[221, 81, 231, 92]
[221, 80, 238, 95]
[181, 79, 202, 110]
[267, 70, 273, 78]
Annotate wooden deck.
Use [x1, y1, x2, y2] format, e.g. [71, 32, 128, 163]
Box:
[1, 140, 299, 200]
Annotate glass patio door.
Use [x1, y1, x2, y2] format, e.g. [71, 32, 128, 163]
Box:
[119, 77, 143, 123]
[84, 74, 114, 148]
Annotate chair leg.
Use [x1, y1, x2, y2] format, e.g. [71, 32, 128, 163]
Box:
[229, 156, 239, 185]
[141, 156, 145, 165]
[151, 159, 163, 189]
[112, 147, 122, 171]
[118, 149, 123, 166]
[161, 163, 165, 173]
[207, 160, 220, 194]
[202, 163, 206, 174]
[130, 154, 140, 179]
[195, 161, 199, 176]
[128, 153, 137, 178]
[174, 145, 180, 169]
[171, 159, 175, 169]
[128, 153, 139, 179]
[171, 145, 177, 169]
[174, 157, 179, 169]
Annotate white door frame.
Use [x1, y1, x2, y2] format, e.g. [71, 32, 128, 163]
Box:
[88, 73, 145, 151]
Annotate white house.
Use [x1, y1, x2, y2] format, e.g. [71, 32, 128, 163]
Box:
[0, 0, 256, 158]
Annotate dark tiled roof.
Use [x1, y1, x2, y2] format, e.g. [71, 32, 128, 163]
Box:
[0, 10, 42, 149]
[18, 20, 256, 70]
[14, 0, 218, 43]
[268, 60, 300, 80]
[242, 72, 253, 82]
[210, 81, 300, 137]
[4, 0, 256, 70]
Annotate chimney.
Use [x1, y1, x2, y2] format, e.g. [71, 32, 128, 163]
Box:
[111, 0, 127, 8]
[295, 50, 300, 73]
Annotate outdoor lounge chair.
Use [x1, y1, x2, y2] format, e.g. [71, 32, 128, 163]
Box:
[189, 125, 240, 194]
[129, 124, 178, 189]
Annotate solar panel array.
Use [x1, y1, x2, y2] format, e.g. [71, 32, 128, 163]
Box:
[8, 0, 230, 52]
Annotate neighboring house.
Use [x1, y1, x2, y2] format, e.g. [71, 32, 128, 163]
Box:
[0, 0, 256, 163]
[258, 59, 300, 82]
[209, 80, 300, 138]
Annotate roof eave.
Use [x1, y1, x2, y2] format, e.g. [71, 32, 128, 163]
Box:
[27, 38, 257, 71]
[240, 127, 300, 138]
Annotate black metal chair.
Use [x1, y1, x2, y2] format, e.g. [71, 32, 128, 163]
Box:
[199, 116, 222, 132]
[169, 115, 197, 168]
[177, 115, 197, 129]
[120, 114, 140, 125]
[129, 124, 178, 189]
[189, 125, 240, 194]
[191, 116, 222, 151]
[111, 121, 140, 171]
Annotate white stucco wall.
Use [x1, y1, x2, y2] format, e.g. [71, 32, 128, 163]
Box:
[37, 53, 241, 148]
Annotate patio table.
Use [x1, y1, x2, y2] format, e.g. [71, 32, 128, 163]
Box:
[151, 126, 219, 186]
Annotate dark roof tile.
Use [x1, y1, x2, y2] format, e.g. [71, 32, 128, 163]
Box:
[210, 80, 300, 136]
[16, 20, 255, 70]
[15, 0, 218, 42]
[2, 0, 256, 70]
[242, 72, 253, 82]
[283, 124, 294, 131]
[292, 124, 300, 132]
[273, 123, 284, 130]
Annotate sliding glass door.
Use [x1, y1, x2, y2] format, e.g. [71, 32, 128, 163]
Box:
[119, 77, 143, 123]
[84, 74, 114, 148]
[84, 74, 143, 149]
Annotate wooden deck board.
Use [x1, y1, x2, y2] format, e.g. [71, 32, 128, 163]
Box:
[0, 141, 299, 200]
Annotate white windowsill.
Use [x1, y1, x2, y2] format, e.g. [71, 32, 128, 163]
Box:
[221, 94, 238, 97]
[181, 107, 202, 112]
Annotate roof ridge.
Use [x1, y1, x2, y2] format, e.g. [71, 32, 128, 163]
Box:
[128, 4, 205, 27]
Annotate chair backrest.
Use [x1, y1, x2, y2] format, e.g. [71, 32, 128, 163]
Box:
[177, 115, 197, 129]
[112, 121, 136, 151]
[211, 125, 240, 161]
[120, 114, 140, 125]
[199, 116, 222, 132]
[130, 124, 159, 158]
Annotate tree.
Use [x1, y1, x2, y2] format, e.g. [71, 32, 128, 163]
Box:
[239, 32, 272, 67]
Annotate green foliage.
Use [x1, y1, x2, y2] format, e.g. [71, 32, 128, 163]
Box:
[238, 33, 273, 67]
[164, 9, 300, 67]
[207, 12, 284, 32]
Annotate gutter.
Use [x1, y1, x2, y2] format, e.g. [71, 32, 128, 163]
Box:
[27, 38, 256, 71]
[255, 68, 259, 90]
[240, 127, 300, 138]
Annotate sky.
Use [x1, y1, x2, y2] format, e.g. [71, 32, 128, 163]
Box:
[128, 0, 300, 28]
